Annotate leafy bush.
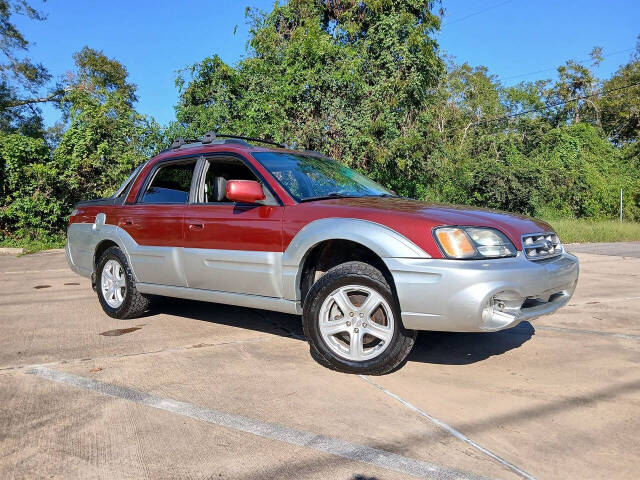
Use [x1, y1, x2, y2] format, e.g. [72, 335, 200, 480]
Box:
[0, 133, 66, 238]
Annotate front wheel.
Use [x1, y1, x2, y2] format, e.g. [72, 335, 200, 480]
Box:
[303, 261, 416, 375]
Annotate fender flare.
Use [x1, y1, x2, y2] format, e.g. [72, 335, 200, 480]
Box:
[93, 221, 137, 274]
[90, 215, 141, 279]
[281, 218, 430, 300]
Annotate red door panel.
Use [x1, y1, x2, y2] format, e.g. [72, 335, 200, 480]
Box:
[116, 205, 185, 247]
[182, 204, 284, 296]
[183, 204, 283, 251]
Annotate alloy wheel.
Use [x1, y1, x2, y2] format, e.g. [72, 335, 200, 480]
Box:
[318, 285, 394, 361]
[101, 259, 127, 308]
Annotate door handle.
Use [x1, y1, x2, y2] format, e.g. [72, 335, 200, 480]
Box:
[188, 223, 204, 231]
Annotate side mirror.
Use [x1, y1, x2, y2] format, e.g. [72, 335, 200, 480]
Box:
[225, 180, 266, 204]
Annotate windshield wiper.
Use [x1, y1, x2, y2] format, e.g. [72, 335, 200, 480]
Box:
[357, 193, 399, 198]
[299, 192, 361, 203]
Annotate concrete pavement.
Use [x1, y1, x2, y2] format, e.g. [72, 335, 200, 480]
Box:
[1, 246, 638, 479]
[566, 241, 640, 258]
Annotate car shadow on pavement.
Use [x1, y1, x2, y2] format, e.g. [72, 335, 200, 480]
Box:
[150, 296, 306, 340]
[150, 297, 534, 366]
[408, 322, 535, 366]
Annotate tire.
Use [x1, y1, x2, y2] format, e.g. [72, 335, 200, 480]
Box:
[303, 261, 416, 375]
[96, 246, 150, 319]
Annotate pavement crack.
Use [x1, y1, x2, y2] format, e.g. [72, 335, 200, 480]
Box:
[358, 375, 537, 480]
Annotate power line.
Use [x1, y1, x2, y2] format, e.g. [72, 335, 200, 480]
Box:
[501, 47, 635, 82]
[441, 0, 513, 26]
[474, 81, 640, 125]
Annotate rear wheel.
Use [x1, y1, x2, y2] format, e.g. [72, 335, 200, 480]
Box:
[303, 261, 416, 375]
[96, 246, 150, 319]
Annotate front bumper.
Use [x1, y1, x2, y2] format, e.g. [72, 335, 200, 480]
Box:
[385, 251, 579, 332]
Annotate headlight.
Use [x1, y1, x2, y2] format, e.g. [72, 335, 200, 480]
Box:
[434, 227, 517, 259]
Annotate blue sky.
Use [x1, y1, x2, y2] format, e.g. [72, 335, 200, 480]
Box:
[15, 0, 640, 127]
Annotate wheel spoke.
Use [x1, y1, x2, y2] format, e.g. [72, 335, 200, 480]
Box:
[364, 320, 393, 342]
[331, 289, 353, 315]
[358, 290, 383, 318]
[320, 318, 350, 336]
[349, 328, 364, 358]
[103, 267, 113, 281]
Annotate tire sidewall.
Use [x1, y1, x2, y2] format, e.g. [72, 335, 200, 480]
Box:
[96, 247, 135, 318]
[303, 266, 408, 374]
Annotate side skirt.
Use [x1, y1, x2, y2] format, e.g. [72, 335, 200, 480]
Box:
[135, 283, 302, 315]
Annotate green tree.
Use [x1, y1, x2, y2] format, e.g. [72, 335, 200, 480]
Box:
[53, 47, 157, 206]
[0, 0, 62, 135]
[3, 0, 640, 248]
[599, 43, 640, 145]
[174, 0, 443, 180]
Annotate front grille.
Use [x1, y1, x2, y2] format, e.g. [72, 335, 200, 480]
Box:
[521, 232, 563, 260]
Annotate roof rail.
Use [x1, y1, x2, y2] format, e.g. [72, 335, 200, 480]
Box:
[202, 131, 286, 148]
[201, 131, 216, 144]
[170, 137, 200, 149]
[168, 132, 287, 150]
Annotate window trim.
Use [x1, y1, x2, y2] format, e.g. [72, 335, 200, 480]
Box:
[112, 162, 148, 205]
[135, 156, 200, 205]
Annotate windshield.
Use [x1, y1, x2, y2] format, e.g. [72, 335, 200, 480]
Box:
[252, 152, 393, 202]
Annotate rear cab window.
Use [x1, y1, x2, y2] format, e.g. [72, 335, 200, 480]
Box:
[140, 161, 197, 204]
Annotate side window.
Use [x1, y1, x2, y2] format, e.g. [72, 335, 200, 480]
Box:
[141, 161, 197, 204]
[202, 158, 261, 203]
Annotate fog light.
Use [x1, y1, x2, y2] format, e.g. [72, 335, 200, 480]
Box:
[481, 292, 524, 330]
[482, 302, 494, 323]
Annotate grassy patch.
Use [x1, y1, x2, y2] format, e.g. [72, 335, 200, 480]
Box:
[544, 219, 640, 244]
[0, 234, 66, 254]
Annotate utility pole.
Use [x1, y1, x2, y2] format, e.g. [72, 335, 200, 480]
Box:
[620, 188, 623, 222]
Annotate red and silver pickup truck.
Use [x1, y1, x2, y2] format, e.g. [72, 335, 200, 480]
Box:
[66, 133, 579, 374]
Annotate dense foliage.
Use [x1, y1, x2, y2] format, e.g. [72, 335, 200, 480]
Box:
[0, 0, 638, 246]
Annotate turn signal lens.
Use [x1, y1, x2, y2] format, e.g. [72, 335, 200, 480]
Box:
[435, 228, 476, 259]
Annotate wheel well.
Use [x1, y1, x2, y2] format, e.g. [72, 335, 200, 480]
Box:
[299, 239, 397, 307]
[94, 240, 118, 270]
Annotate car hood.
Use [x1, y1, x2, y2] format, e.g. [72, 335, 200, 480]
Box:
[307, 197, 554, 247]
